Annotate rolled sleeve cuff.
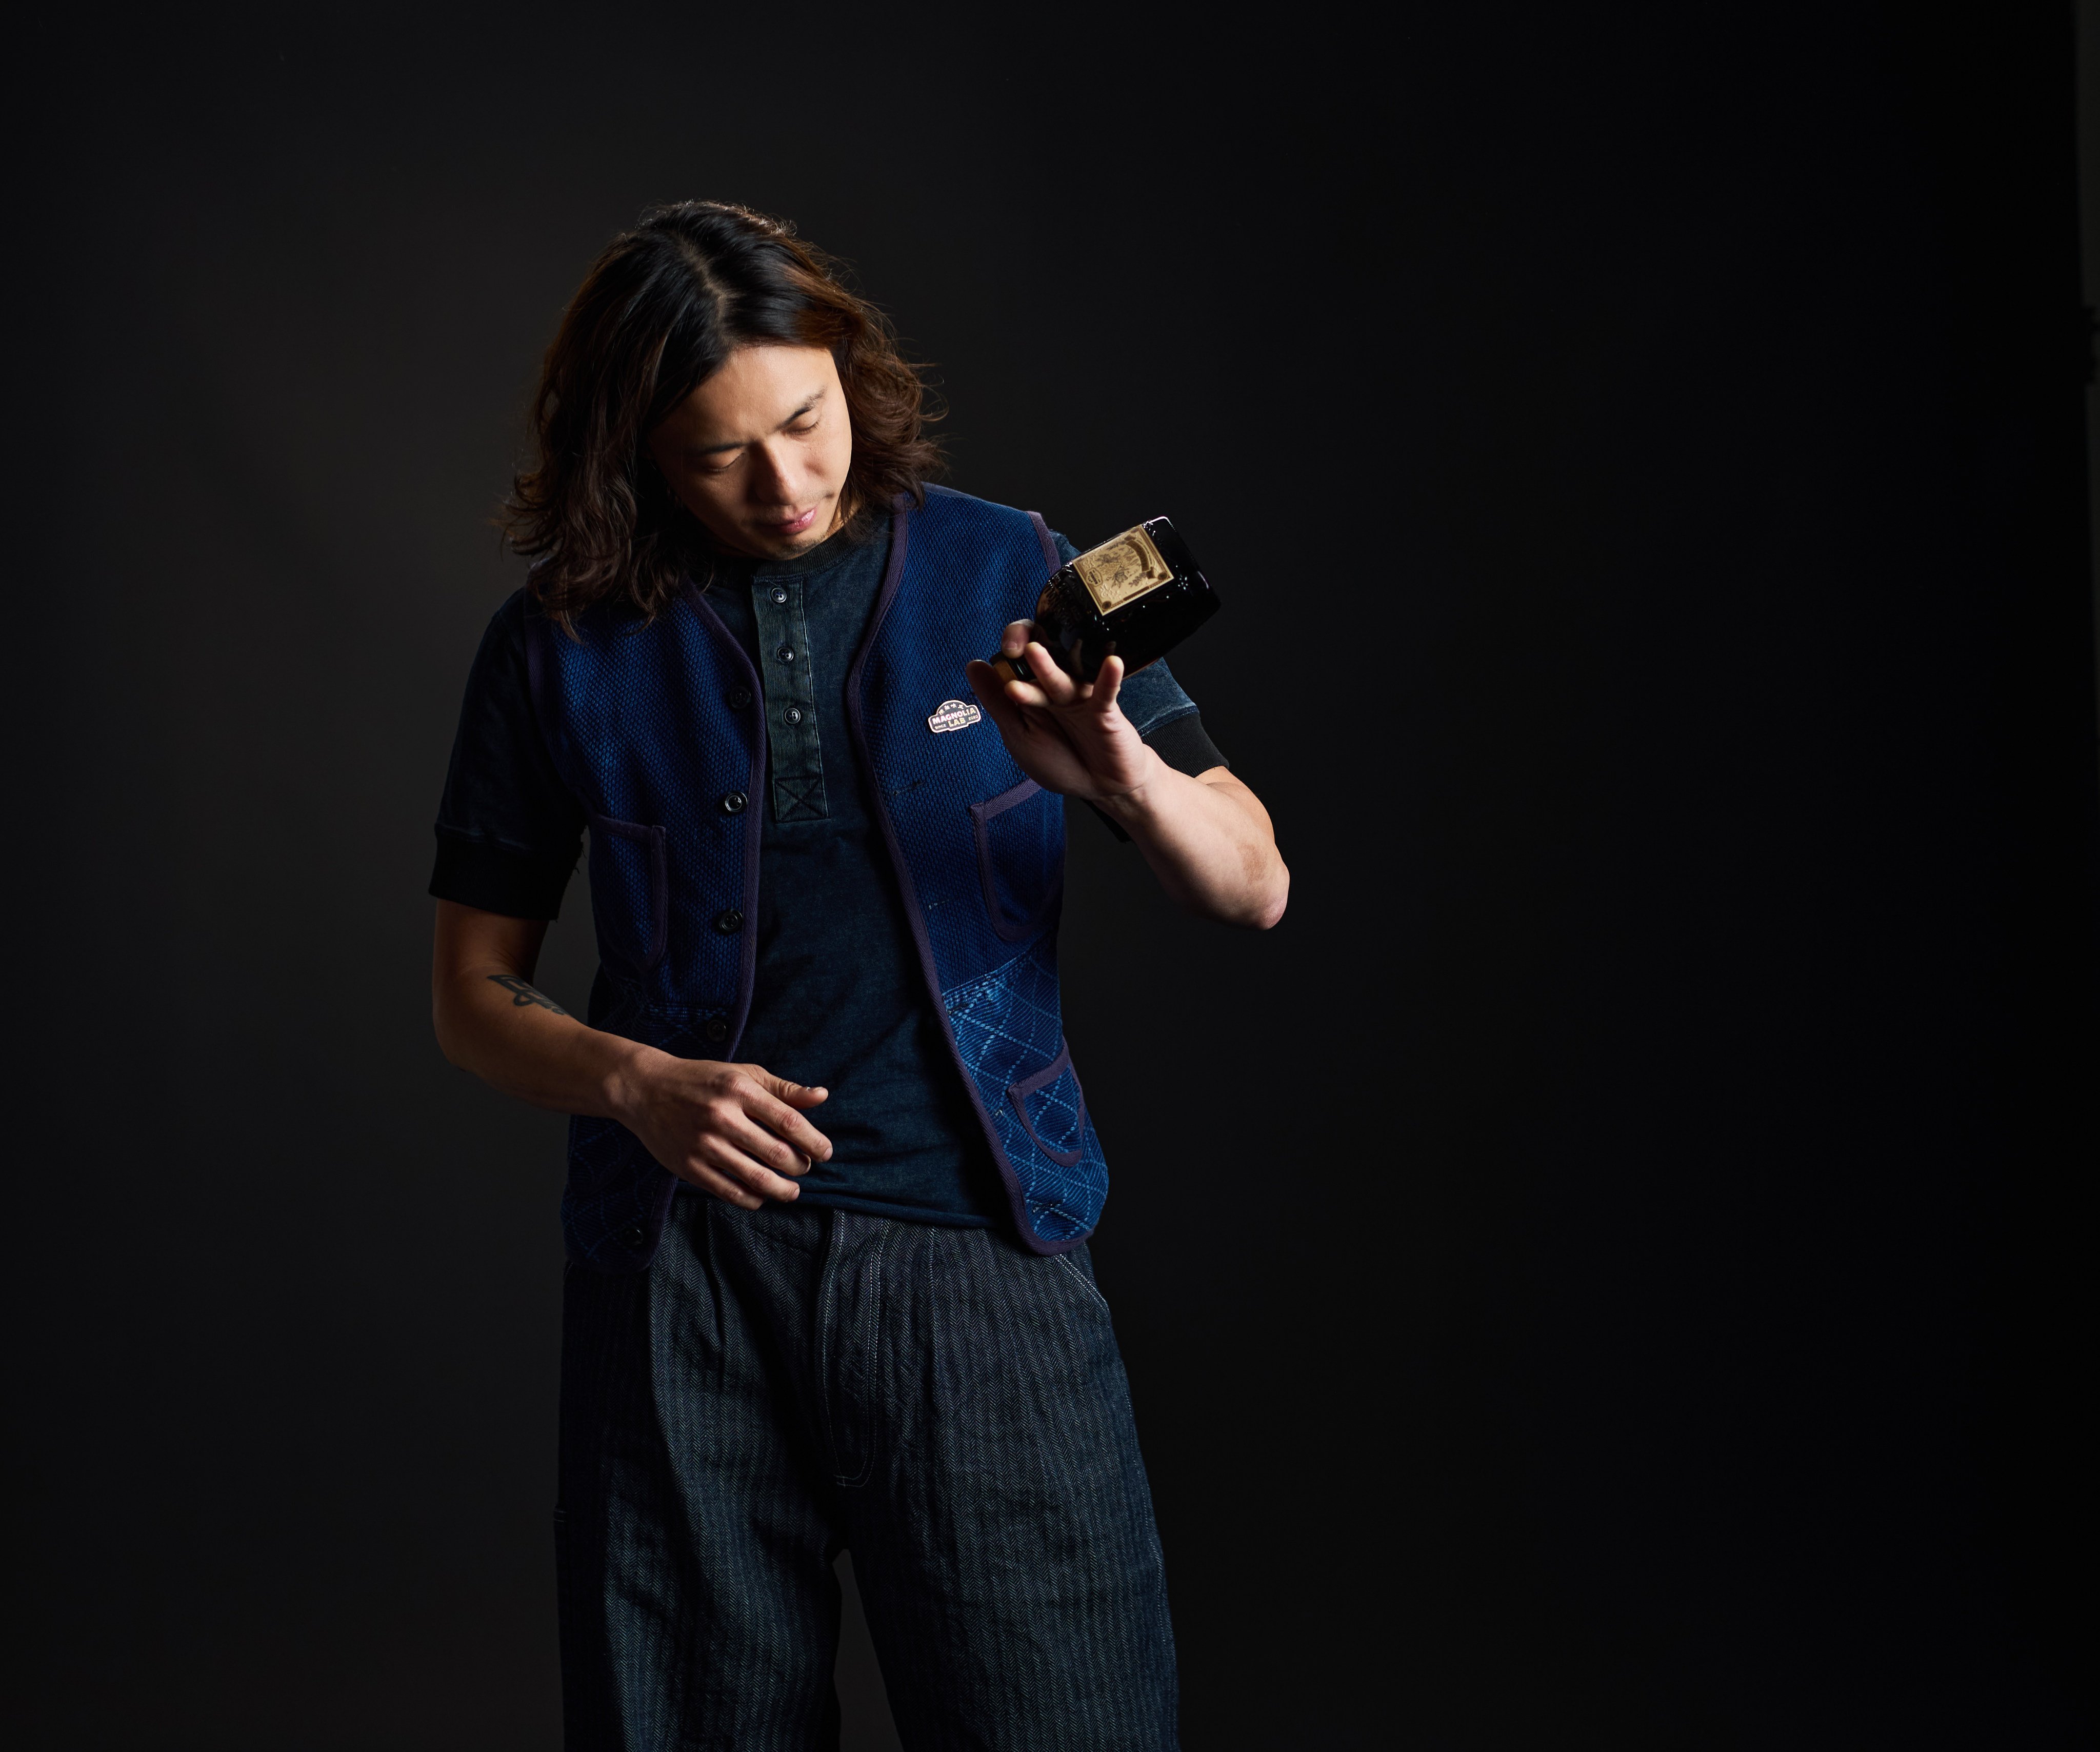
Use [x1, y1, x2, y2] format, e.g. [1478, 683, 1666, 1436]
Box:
[1143, 710, 1227, 779]
[429, 831, 577, 920]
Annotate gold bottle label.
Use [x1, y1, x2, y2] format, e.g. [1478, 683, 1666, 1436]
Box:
[1071, 525, 1175, 614]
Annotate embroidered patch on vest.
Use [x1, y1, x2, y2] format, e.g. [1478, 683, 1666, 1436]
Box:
[927, 699, 982, 734]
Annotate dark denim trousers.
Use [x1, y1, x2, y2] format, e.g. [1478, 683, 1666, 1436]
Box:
[555, 1193, 1179, 1750]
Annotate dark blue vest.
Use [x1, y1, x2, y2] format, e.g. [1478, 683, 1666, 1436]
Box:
[526, 487, 1107, 1269]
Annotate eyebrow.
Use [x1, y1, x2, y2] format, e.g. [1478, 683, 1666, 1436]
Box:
[687, 390, 825, 456]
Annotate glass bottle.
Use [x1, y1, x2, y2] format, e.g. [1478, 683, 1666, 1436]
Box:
[985, 516, 1219, 686]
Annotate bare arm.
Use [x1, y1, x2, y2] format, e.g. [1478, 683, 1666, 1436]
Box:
[431, 899, 832, 1209]
[964, 630, 1289, 929]
[1096, 761, 1285, 928]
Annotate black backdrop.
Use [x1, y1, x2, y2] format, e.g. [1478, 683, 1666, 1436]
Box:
[8, 4, 2096, 1747]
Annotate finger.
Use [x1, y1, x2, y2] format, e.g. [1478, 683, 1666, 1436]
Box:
[739, 1065, 829, 1107]
[680, 1159, 766, 1211]
[1091, 654, 1125, 711]
[719, 1108, 819, 1177]
[750, 1100, 833, 1161]
[966, 659, 1032, 728]
[754, 1072, 828, 1109]
[967, 649, 1053, 711]
[1023, 642, 1081, 706]
[989, 653, 1061, 712]
[744, 1073, 836, 1159]
[1000, 620, 1034, 658]
[971, 672, 1071, 753]
[693, 1132, 805, 1202]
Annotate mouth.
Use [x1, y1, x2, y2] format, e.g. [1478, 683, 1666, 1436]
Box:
[760, 506, 822, 538]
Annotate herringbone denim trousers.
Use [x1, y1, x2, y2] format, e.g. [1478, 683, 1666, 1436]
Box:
[554, 1193, 1179, 1750]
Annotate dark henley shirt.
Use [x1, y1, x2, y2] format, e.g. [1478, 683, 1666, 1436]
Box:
[431, 517, 1227, 1226]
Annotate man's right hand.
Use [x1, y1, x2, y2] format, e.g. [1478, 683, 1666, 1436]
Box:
[433, 900, 832, 1212]
[611, 1054, 832, 1211]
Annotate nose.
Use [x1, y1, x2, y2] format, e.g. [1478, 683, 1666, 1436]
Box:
[745, 438, 798, 506]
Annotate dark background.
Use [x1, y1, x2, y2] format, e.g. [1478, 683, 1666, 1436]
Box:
[7, 3, 2096, 1746]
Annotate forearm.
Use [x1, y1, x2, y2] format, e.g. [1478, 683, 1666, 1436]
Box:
[1097, 754, 1290, 929]
[430, 903, 830, 1209]
[431, 906, 662, 1120]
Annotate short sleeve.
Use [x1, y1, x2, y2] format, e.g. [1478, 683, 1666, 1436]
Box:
[430, 591, 587, 919]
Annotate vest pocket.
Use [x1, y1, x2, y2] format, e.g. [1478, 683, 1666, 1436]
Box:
[969, 778, 1064, 943]
[1006, 1042, 1087, 1167]
[586, 814, 668, 975]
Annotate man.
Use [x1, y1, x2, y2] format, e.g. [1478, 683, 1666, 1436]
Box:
[430, 201, 1287, 1751]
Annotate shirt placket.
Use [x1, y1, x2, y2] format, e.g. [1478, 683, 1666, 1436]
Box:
[752, 576, 829, 823]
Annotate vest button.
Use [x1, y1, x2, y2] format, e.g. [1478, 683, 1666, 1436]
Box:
[704, 1018, 729, 1043]
[624, 1225, 646, 1247]
[721, 790, 747, 814]
[714, 908, 744, 933]
[782, 705, 804, 726]
[728, 687, 753, 710]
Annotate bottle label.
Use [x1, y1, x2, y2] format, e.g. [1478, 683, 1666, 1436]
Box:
[1072, 526, 1175, 614]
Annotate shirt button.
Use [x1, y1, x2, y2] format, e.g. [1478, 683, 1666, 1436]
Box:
[769, 585, 789, 605]
[776, 645, 796, 664]
[728, 687, 753, 710]
[782, 705, 804, 726]
[721, 790, 748, 814]
[704, 1018, 729, 1043]
[714, 908, 744, 933]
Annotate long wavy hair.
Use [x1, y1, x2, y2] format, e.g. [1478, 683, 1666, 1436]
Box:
[504, 202, 944, 625]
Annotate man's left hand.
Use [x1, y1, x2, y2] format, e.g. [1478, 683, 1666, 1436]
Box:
[964, 622, 1290, 931]
[964, 624, 1150, 805]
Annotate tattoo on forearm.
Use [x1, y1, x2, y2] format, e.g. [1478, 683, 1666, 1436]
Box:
[487, 974, 570, 1017]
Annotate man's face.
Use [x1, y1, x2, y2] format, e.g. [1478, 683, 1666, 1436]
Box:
[648, 344, 853, 559]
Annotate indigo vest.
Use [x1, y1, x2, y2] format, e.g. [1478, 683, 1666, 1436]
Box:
[526, 487, 1107, 1269]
